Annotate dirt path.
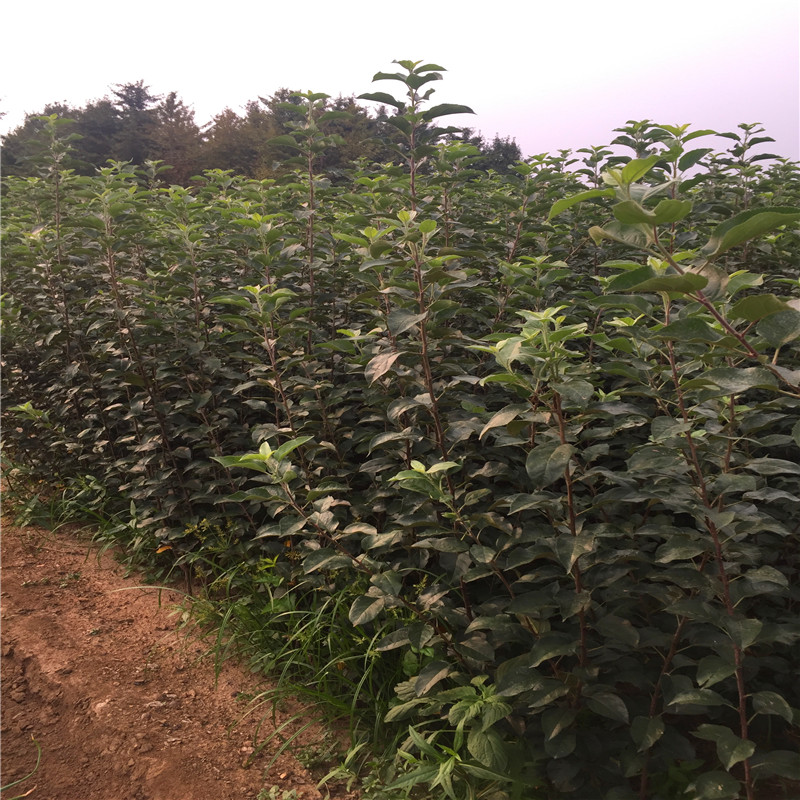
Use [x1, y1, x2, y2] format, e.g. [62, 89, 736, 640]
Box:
[1, 521, 359, 800]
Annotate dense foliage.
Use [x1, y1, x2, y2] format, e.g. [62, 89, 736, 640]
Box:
[1, 79, 521, 183]
[3, 61, 800, 800]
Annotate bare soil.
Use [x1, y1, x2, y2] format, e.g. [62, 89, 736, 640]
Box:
[1, 520, 359, 800]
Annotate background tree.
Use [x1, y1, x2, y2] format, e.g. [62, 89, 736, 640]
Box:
[151, 92, 203, 184]
[110, 80, 160, 165]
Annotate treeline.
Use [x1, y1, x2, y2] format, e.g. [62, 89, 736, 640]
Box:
[1, 79, 521, 183]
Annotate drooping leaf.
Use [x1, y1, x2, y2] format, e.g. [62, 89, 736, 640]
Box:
[693, 724, 756, 771]
[752, 691, 794, 722]
[387, 309, 428, 336]
[585, 692, 629, 723]
[701, 206, 800, 257]
[525, 442, 574, 488]
[757, 308, 800, 347]
[415, 659, 452, 696]
[631, 715, 665, 752]
[349, 595, 385, 626]
[365, 350, 402, 384]
[728, 293, 790, 321]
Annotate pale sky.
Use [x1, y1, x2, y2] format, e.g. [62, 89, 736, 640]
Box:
[2, 0, 798, 161]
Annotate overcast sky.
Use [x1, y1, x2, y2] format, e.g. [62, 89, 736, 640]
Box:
[2, 0, 798, 162]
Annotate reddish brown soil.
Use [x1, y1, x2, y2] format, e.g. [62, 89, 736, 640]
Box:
[1, 521, 359, 800]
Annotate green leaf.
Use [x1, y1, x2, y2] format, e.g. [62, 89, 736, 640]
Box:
[686, 771, 741, 799]
[728, 293, 790, 321]
[541, 707, 578, 741]
[694, 724, 756, 770]
[387, 309, 427, 336]
[613, 199, 692, 226]
[724, 617, 763, 649]
[751, 690, 794, 722]
[620, 154, 661, 185]
[547, 188, 616, 220]
[303, 549, 352, 573]
[696, 655, 737, 688]
[703, 367, 779, 394]
[678, 147, 713, 171]
[419, 219, 437, 234]
[589, 221, 654, 249]
[701, 206, 800, 257]
[750, 751, 800, 780]
[421, 103, 475, 121]
[658, 317, 722, 342]
[529, 633, 578, 667]
[365, 350, 402, 384]
[349, 595, 385, 626]
[757, 309, 800, 347]
[358, 91, 405, 110]
[525, 442, 574, 488]
[628, 274, 708, 293]
[271, 435, 313, 461]
[586, 692, 629, 723]
[467, 728, 506, 769]
[479, 405, 527, 440]
[415, 659, 452, 696]
[631, 715, 665, 752]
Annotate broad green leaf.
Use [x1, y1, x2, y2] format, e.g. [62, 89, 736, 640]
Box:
[725, 617, 763, 649]
[547, 188, 615, 220]
[701, 206, 800, 257]
[479, 405, 527, 440]
[467, 728, 507, 769]
[586, 692, 629, 723]
[694, 724, 756, 770]
[620, 154, 661, 185]
[655, 537, 707, 563]
[419, 219, 437, 234]
[631, 715, 665, 752]
[374, 628, 411, 652]
[415, 659, 452, 696]
[541, 707, 578, 741]
[543, 732, 576, 758]
[696, 655, 737, 688]
[729, 293, 790, 321]
[594, 614, 640, 648]
[349, 595, 385, 626]
[271, 435, 313, 461]
[757, 308, 800, 347]
[678, 147, 713, 171]
[421, 103, 475, 121]
[553, 534, 594, 573]
[703, 367, 779, 394]
[551, 380, 594, 410]
[752, 690, 794, 722]
[627, 273, 708, 293]
[303, 549, 352, 573]
[365, 350, 402, 384]
[529, 633, 577, 667]
[358, 91, 405, 109]
[658, 317, 722, 342]
[750, 751, 800, 780]
[589, 221, 654, 249]
[613, 199, 692, 226]
[387, 309, 427, 336]
[525, 442, 574, 488]
[686, 771, 741, 799]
